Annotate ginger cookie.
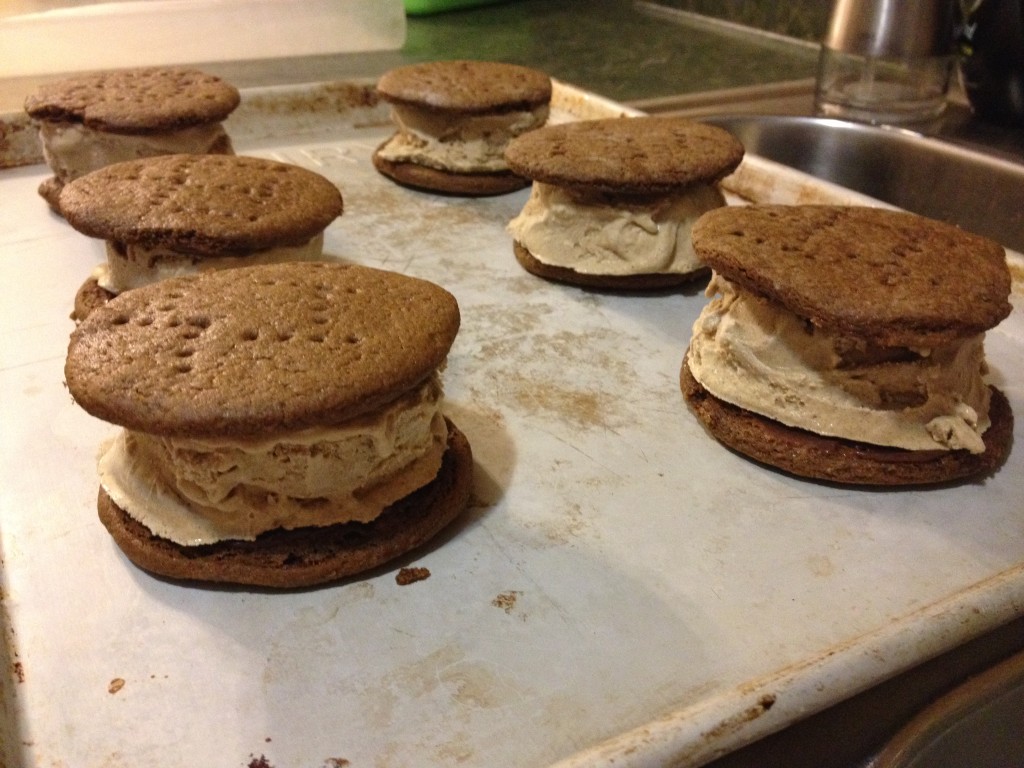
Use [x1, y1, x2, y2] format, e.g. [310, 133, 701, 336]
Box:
[505, 116, 743, 289]
[25, 67, 240, 211]
[65, 262, 472, 586]
[683, 204, 1013, 486]
[60, 153, 343, 320]
[373, 60, 552, 196]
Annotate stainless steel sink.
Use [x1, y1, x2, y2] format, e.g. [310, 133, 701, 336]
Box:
[700, 114, 1024, 254]
[868, 648, 1024, 768]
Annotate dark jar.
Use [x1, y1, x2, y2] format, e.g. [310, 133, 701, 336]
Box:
[958, 0, 1024, 126]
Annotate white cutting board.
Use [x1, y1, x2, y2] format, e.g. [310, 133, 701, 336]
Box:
[0, 0, 407, 77]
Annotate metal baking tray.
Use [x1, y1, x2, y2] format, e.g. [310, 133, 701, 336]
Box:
[1, 80, 1022, 768]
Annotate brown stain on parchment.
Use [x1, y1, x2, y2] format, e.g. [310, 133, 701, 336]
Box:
[505, 494, 601, 551]
[807, 554, 836, 578]
[336, 178, 509, 261]
[465, 302, 636, 432]
[434, 734, 475, 764]
[361, 645, 531, 733]
[538, 502, 589, 545]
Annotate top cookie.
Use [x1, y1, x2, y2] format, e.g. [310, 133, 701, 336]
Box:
[65, 262, 460, 439]
[504, 116, 744, 195]
[59, 154, 344, 255]
[24, 67, 240, 134]
[692, 205, 1012, 347]
[376, 60, 552, 115]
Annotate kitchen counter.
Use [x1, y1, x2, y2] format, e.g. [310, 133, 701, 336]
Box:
[0, 0, 822, 113]
[4, 0, 1019, 160]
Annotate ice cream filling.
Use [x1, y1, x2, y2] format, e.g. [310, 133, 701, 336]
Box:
[95, 234, 325, 294]
[507, 182, 724, 276]
[377, 103, 548, 173]
[38, 121, 231, 182]
[98, 375, 449, 545]
[687, 274, 992, 453]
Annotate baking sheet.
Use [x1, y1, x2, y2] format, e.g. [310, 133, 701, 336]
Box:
[1, 81, 1023, 768]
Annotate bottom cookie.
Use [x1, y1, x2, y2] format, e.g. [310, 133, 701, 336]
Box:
[514, 241, 709, 291]
[97, 419, 474, 588]
[38, 176, 64, 213]
[372, 144, 529, 197]
[72, 275, 116, 322]
[680, 359, 1013, 486]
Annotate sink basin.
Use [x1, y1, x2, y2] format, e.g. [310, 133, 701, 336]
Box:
[868, 649, 1024, 768]
[701, 114, 1024, 254]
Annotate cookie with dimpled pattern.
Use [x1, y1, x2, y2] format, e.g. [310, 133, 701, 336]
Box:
[504, 116, 743, 289]
[681, 204, 1013, 486]
[65, 261, 472, 587]
[60, 153, 343, 321]
[25, 67, 240, 210]
[373, 59, 552, 196]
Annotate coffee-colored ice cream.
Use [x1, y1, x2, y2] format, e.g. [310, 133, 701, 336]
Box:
[98, 376, 448, 545]
[507, 182, 724, 276]
[38, 121, 231, 185]
[687, 275, 992, 453]
[376, 103, 549, 173]
[96, 234, 326, 294]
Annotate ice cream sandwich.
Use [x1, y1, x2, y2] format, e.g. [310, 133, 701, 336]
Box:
[372, 59, 552, 196]
[59, 153, 344, 321]
[505, 116, 744, 290]
[64, 261, 472, 588]
[682, 204, 1014, 485]
[24, 67, 240, 211]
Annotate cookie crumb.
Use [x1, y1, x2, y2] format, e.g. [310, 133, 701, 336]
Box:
[492, 590, 522, 613]
[396, 566, 431, 585]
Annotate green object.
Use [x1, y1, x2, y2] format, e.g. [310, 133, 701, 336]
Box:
[404, 0, 510, 16]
